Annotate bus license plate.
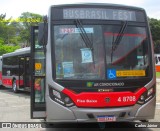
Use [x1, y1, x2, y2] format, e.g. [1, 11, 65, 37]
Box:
[97, 115, 116, 122]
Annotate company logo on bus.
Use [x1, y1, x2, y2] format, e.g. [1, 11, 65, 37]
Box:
[105, 97, 110, 103]
[86, 82, 94, 87]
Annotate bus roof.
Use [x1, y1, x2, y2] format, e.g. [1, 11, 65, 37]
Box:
[50, 3, 145, 11]
[2, 47, 30, 58]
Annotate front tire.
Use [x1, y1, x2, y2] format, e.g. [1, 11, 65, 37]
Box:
[12, 79, 18, 93]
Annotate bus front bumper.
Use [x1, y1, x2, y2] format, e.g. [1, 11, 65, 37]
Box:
[46, 96, 156, 123]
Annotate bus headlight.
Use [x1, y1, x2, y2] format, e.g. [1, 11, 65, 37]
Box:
[137, 86, 156, 105]
[140, 95, 145, 101]
[49, 85, 75, 107]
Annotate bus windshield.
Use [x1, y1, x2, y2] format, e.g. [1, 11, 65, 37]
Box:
[54, 24, 148, 80]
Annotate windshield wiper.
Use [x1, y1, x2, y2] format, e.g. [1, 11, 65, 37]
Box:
[74, 19, 93, 51]
[111, 21, 128, 63]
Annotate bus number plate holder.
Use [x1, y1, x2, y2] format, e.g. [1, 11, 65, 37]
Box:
[97, 115, 116, 122]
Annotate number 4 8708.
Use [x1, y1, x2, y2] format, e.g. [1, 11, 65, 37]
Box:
[117, 96, 136, 102]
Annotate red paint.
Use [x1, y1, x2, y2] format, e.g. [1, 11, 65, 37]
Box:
[62, 87, 147, 107]
[16, 80, 24, 86]
[2, 78, 24, 86]
[155, 65, 160, 72]
[2, 79, 12, 86]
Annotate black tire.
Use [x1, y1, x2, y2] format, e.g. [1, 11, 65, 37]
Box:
[12, 79, 18, 93]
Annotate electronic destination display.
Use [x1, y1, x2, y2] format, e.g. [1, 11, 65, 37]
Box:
[63, 8, 136, 21]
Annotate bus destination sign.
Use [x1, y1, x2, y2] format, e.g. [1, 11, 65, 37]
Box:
[63, 8, 136, 21]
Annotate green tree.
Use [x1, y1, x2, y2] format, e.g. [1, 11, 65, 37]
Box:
[0, 14, 8, 44]
[8, 22, 24, 46]
[0, 12, 43, 55]
[0, 14, 6, 20]
[0, 14, 21, 55]
[0, 14, 19, 45]
[19, 12, 43, 46]
[0, 37, 4, 45]
[154, 40, 160, 54]
[149, 18, 160, 53]
[149, 18, 160, 42]
[0, 43, 20, 56]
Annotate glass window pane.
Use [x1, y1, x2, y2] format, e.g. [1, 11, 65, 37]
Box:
[34, 78, 45, 103]
[53, 24, 149, 80]
[34, 51, 45, 76]
[104, 26, 148, 79]
[54, 25, 105, 80]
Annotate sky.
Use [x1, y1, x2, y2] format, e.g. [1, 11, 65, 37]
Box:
[0, 0, 160, 19]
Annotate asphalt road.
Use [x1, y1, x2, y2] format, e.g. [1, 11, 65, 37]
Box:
[0, 82, 160, 131]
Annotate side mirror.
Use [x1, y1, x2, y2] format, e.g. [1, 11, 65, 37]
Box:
[38, 22, 48, 45]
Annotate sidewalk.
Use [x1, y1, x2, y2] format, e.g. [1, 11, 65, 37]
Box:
[156, 79, 160, 103]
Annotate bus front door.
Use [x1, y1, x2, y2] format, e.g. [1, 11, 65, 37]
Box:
[30, 26, 46, 119]
[18, 56, 30, 90]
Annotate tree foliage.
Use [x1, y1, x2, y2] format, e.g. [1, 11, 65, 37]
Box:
[0, 12, 43, 55]
[149, 18, 160, 41]
[0, 44, 20, 56]
[19, 12, 43, 46]
[0, 15, 20, 46]
[154, 40, 160, 54]
[149, 18, 160, 53]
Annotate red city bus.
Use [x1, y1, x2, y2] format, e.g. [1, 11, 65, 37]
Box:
[1, 48, 31, 92]
[30, 3, 156, 123]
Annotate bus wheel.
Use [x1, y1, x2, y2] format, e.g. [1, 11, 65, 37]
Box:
[12, 79, 18, 93]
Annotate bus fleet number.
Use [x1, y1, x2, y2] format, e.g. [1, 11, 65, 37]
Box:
[117, 96, 136, 102]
